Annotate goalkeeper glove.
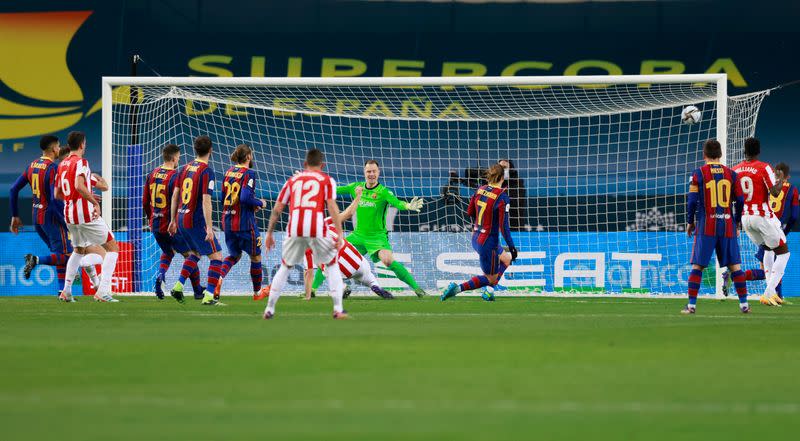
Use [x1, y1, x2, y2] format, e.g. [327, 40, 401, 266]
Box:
[406, 197, 424, 212]
[509, 246, 518, 262]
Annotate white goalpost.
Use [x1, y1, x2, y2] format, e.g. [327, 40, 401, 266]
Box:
[101, 74, 770, 297]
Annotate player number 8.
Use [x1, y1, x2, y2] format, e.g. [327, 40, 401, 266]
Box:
[181, 179, 193, 204]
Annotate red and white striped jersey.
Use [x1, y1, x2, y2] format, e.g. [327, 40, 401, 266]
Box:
[733, 160, 777, 218]
[56, 154, 95, 224]
[277, 170, 336, 237]
[304, 217, 365, 278]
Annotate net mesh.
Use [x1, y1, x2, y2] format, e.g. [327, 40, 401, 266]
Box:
[108, 79, 769, 296]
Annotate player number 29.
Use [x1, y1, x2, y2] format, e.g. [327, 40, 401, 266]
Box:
[291, 180, 320, 208]
[181, 179, 193, 204]
[705, 180, 731, 208]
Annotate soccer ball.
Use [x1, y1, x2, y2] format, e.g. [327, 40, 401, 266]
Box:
[681, 105, 702, 124]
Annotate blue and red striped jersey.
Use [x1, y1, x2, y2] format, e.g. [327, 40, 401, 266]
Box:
[175, 160, 216, 229]
[221, 166, 263, 232]
[25, 157, 58, 225]
[770, 182, 800, 229]
[467, 184, 515, 247]
[688, 163, 744, 238]
[143, 165, 178, 233]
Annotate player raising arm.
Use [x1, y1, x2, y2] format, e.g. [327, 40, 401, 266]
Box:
[683, 140, 748, 314]
[441, 164, 518, 301]
[334, 160, 426, 297]
[263, 148, 347, 319]
[732, 137, 789, 306]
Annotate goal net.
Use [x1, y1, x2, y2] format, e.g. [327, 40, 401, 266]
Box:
[103, 75, 770, 297]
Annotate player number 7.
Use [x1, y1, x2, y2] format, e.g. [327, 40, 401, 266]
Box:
[476, 200, 487, 224]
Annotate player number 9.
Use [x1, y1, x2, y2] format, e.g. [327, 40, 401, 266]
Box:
[181, 179, 193, 204]
[740, 176, 753, 202]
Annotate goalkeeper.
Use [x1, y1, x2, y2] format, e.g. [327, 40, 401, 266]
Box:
[330, 159, 427, 297]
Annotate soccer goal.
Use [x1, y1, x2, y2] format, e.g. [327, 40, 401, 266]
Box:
[102, 74, 770, 297]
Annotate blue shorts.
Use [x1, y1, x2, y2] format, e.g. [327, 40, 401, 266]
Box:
[153, 231, 191, 255]
[755, 231, 789, 261]
[755, 246, 765, 262]
[178, 226, 221, 256]
[225, 229, 262, 257]
[691, 234, 741, 268]
[473, 237, 504, 275]
[35, 220, 72, 255]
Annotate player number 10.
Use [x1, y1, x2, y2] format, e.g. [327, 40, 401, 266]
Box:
[705, 180, 731, 208]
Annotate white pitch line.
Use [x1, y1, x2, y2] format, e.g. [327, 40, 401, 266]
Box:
[0, 393, 797, 415]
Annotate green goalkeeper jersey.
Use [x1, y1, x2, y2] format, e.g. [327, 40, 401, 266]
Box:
[337, 182, 409, 236]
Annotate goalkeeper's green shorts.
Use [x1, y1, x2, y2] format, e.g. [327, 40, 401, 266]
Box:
[345, 232, 392, 261]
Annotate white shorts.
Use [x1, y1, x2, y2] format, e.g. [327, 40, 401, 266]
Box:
[742, 215, 786, 249]
[282, 235, 337, 267]
[67, 218, 114, 248]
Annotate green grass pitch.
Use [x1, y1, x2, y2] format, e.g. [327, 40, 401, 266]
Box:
[1, 296, 799, 441]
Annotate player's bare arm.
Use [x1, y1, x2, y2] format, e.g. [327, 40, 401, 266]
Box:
[92, 173, 109, 192]
[264, 201, 286, 251]
[338, 186, 363, 222]
[327, 198, 344, 250]
[168, 187, 180, 235]
[75, 175, 101, 218]
[202, 193, 214, 241]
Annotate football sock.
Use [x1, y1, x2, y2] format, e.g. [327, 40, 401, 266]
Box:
[56, 264, 65, 291]
[158, 252, 174, 277]
[62, 252, 83, 295]
[460, 275, 491, 293]
[765, 252, 789, 296]
[207, 259, 222, 294]
[388, 261, 419, 291]
[178, 255, 200, 286]
[38, 253, 67, 266]
[687, 268, 702, 306]
[250, 261, 263, 292]
[100, 252, 119, 292]
[312, 268, 326, 290]
[745, 269, 766, 280]
[266, 264, 290, 314]
[325, 263, 345, 313]
[731, 270, 748, 304]
[220, 255, 240, 279]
